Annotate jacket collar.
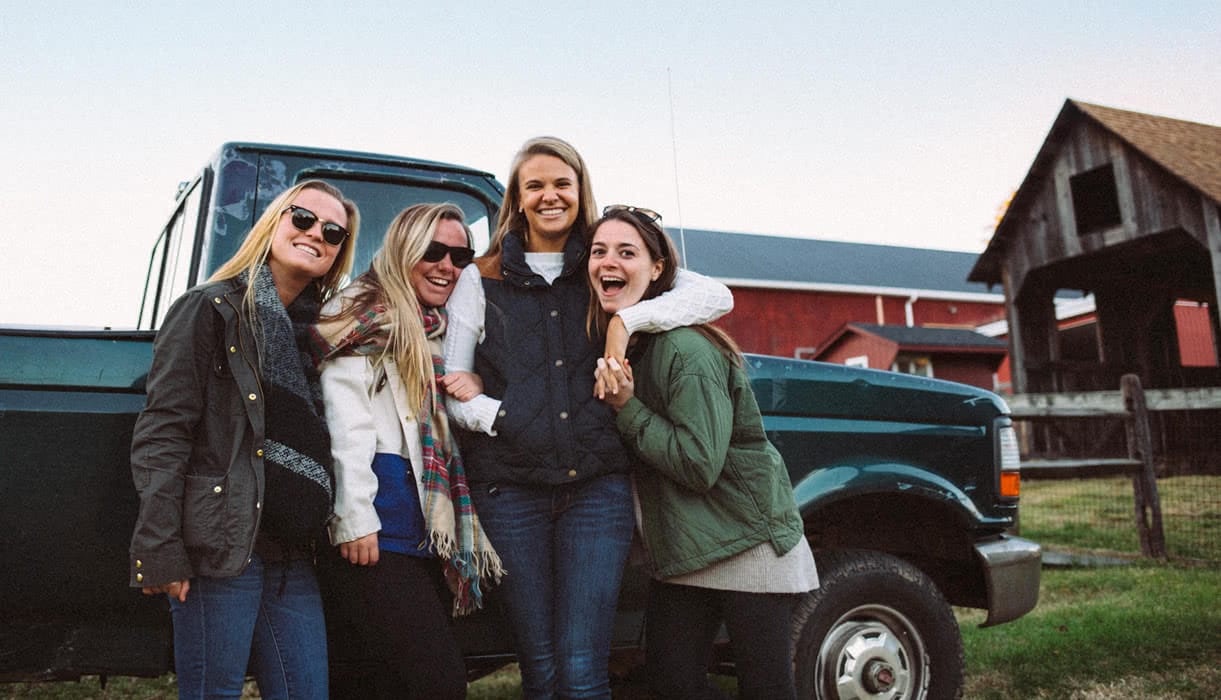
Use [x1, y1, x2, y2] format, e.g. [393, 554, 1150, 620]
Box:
[500, 230, 587, 288]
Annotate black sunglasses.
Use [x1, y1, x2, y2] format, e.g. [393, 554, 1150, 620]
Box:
[603, 204, 662, 225]
[422, 240, 475, 268]
[282, 205, 350, 246]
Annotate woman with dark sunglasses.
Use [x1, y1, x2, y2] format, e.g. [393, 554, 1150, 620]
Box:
[588, 208, 817, 700]
[129, 180, 358, 700]
[310, 203, 503, 699]
[441, 136, 734, 700]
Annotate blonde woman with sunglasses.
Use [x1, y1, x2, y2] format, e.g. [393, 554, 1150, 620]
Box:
[310, 203, 503, 699]
[441, 137, 733, 700]
[129, 180, 358, 700]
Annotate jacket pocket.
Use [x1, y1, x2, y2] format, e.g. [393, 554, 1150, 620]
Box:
[181, 473, 228, 556]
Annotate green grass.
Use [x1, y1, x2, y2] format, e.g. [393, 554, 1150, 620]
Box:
[4, 554, 1216, 693]
[6, 564, 1218, 699]
[1021, 475, 1221, 561]
[958, 565, 1221, 699]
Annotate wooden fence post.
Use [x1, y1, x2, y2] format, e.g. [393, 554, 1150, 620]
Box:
[1121, 374, 1167, 558]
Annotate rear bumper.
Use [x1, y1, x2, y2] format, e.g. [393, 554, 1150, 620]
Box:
[975, 535, 1041, 626]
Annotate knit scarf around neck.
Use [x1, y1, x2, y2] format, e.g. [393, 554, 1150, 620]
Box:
[245, 265, 334, 545]
[310, 301, 504, 615]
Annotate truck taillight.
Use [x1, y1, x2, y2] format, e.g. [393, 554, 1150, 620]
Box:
[998, 424, 1021, 499]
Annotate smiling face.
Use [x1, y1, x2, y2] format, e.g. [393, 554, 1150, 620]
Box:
[411, 217, 467, 307]
[588, 219, 664, 315]
[517, 154, 579, 252]
[267, 187, 346, 292]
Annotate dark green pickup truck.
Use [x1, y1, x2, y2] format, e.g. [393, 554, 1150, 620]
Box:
[0, 142, 1039, 699]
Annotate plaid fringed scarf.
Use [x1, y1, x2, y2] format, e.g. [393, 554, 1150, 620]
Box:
[310, 301, 503, 615]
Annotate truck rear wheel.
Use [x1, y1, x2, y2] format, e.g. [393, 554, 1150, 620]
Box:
[792, 548, 963, 700]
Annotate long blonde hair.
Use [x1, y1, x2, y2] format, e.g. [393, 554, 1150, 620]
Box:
[328, 203, 472, 413]
[485, 136, 598, 258]
[210, 180, 359, 317]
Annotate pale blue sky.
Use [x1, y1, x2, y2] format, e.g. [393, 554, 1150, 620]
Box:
[3, 1, 1219, 326]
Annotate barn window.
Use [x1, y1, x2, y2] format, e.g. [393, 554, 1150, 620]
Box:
[892, 354, 933, 378]
[1069, 163, 1121, 234]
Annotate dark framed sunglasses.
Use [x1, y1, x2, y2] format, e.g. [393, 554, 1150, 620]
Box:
[282, 205, 349, 246]
[603, 204, 662, 225]
[423, 240, 475, 268]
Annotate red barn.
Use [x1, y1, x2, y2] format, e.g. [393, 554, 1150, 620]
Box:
[671, 229, 1020, 390]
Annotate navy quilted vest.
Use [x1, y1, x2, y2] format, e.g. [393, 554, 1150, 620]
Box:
[456, 233, 629, 485]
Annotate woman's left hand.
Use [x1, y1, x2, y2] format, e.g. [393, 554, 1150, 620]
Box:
[594, 357, 633, 411]
[440, 370, 483, 401]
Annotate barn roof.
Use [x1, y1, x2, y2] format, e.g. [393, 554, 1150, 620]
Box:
[671, 227, 1000, 300]
[970, 99, 1221, 284]
[847, 323, 1008, 350]
[1075, 101, 1221, 205]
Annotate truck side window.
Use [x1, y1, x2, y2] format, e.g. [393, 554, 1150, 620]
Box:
[139, 180, 204, 329]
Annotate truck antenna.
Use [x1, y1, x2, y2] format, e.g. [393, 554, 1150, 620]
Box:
[667, 67, 688, 268]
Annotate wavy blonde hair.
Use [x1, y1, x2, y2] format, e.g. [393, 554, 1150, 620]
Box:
[486, 136, 598, 258]
[327, 203, 472, 413]
[210, 179, 359, 317]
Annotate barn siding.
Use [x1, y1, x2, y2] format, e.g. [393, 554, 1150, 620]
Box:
[717, 287, 1005, 358]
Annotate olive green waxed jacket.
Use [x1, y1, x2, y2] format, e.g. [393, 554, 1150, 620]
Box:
[128, 278, 266, 588]
[615, 327, 804, 579]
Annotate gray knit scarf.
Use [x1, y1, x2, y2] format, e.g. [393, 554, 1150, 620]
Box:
[246, 265, 334, 544]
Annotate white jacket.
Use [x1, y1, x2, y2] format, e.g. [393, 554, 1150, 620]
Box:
[320, 352, 429, 545]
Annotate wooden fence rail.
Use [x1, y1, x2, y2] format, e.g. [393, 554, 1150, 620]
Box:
[1002, 375, 1221, 558]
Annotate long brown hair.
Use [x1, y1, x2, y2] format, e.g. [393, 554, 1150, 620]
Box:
[485, 136, 598, 258]
[586, 209, 742, 366]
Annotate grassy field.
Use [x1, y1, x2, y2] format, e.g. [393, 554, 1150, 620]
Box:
[8, 475, 1219, 699]
[6, 565, 1217, 699]
[1021, 475, 1221, 561]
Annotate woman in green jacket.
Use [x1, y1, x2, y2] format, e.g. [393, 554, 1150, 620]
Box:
[587, 206, 818, 700]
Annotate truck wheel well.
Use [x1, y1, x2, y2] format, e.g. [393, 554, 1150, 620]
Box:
[804, 494, 988, 609]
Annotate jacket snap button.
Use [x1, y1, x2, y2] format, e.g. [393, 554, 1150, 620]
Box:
[256, 449, 264, 457]
[229, 346, 236, 353]
[136, 573, 143, 583]
[554, 359, 563, 367]
[568, 469, 577, 477]
[559, 411, 569, 420]
[213, 485, 223, 494]
[498, 409, 507, 417]
[248, 393, 257, 401]
[550, 310, 558, 317]
[135, 559, 142, 568]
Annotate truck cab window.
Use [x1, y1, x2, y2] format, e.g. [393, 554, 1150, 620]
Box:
[310, 176, 494, 278]
[139, 179, 204, 329]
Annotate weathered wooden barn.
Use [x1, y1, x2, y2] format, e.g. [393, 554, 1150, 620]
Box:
[969, 99, 1221, 394]
[969, 100, 1221, 472]
[673, 229, 1011, 389]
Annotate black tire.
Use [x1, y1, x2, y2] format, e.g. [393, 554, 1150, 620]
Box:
[791, 549, 963, 700]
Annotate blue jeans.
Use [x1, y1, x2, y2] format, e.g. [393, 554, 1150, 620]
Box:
[168, 552, 328, 700]
[472, 473, 635, 700]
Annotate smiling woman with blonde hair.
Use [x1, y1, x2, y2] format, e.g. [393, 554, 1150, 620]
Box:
[130, 179, 358, 700]
[311, 202, 502, 699]
[442, 137, 735, 699]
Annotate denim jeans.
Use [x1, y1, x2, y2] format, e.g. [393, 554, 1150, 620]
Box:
[168, 552, 328, 700]
[472, 472, 635, 700]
